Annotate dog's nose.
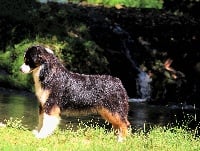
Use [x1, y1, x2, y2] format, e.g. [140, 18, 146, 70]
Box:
[19, 64, 31, 73]
[20, 65, 24, 73]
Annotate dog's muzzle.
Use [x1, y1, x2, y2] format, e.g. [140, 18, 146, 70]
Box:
[20, 63, 31, 73]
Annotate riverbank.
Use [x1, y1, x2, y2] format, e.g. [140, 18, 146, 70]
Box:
[0, 119, 200, 151]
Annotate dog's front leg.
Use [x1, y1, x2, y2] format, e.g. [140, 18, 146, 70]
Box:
[32, 112, 43, 136]
[34, 113, 60, 139]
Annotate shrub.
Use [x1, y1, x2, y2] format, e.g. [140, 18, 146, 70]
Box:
[56, 0, 163, 8]
[0, 35, 109, 91]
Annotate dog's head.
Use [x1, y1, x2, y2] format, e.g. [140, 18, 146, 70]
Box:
[20, 45, 54, 73]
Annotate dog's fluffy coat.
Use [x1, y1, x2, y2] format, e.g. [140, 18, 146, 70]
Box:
[20, 45, 130, 141]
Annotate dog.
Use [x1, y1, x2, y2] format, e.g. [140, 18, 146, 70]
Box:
[20, 45, 130, 141]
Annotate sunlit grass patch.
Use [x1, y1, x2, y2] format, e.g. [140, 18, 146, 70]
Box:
[1, 117, 200, 151]
[4, 117, 28, 131]
[143, 127, 196, 151]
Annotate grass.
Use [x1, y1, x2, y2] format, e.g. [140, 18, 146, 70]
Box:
[0, 118, 200, 151]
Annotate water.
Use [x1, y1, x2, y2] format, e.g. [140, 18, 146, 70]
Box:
[135, 71, 152, 101]
[1, 90, 199, 131]
[111, 24, 152, 101]
[0, 91, 38, 129]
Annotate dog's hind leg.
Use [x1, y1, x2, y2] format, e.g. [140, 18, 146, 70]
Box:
[112, 122, 129, 142]
[98, 107, 129, 142]
[34, 105, 61, 139]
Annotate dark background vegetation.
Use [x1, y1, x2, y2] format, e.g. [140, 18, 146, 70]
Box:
[0, 0, 199, 106]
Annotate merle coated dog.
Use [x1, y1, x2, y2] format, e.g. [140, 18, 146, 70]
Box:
[20, 45, 130, 141]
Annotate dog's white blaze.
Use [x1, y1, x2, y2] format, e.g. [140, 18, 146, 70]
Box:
[20, 63, 31, 73]
[45, 47, 54, 54]
[34, 113, 60, 138]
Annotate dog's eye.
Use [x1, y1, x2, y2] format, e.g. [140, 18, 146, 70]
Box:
[25, 58, 30, 64]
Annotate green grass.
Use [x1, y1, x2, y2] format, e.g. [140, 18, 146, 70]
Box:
[1, 118, 200, 151]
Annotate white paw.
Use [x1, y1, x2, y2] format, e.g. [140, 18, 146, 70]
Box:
[32, 129, 49, 139]
[117, 136, 124, 142]
[35, 133, 49, 139]
[32, 129, 39, 136]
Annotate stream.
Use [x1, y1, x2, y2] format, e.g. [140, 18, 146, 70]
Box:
[1, 89, 199, 131]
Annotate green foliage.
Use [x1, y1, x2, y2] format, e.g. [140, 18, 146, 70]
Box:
[71, 0, 163, 8]
[62, 38, 108, 73]
[9, 41, 34, 90]
[139, 0, 163, 8]
[0, 39, 45, 90]
[0, 35, 109, 91]
[36, 0, 163, 8]
[0, 37, 64, 91]
[0, 0, 161, 92]
[0, 51, 12, 71]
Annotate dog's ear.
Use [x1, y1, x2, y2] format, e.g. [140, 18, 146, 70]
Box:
[45, 47, 54, 54]
[27, 46, 45, 64]
[26, 45, 54, 64]
[37, 46, 55, 64]
[35, 46, 54, 55]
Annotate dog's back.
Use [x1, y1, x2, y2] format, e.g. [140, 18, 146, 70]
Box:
[61, 73, 129, 113]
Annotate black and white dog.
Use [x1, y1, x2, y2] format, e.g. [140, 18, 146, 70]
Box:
[20, 45, 130, 141]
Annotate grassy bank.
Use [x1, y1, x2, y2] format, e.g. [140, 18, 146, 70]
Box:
[0, 118, 200, 151]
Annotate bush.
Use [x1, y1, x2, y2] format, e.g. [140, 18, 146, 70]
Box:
[0, 36, 109, 91]
[0, 40, 36, 90]
[67, 0, 163, 8]
[36, 0, 163, 8]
